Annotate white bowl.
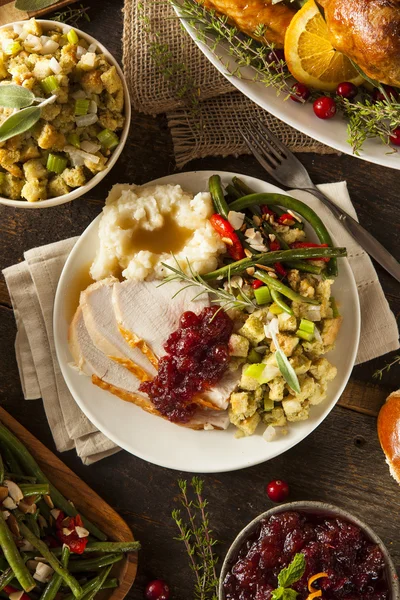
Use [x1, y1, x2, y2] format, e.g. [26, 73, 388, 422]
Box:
[219, 501, 400, 600]
[0, 20, 131, 209]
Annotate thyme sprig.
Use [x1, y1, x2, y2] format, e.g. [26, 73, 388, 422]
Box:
[373, 355, 400, 380]
[160, 255, 256, 312]
[172, 478, 219, 600]
[50, 4, 90, 26]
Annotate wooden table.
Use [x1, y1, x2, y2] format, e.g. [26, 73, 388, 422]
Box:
[0, 1, 399, 597]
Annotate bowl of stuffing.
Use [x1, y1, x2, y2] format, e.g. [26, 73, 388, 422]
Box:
[0, 18, 131, 208]
[220, 501, 399, 600]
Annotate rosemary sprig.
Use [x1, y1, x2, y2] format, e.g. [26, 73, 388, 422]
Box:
[373, 355, 400, 380]
[160, 255, 256, 312]
[50, 4, 90, 26]
[172, 478, 219, 600]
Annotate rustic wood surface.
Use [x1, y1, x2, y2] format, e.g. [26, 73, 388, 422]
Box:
[0, 0, 78, 26]
[0, 407, 138, 600]
[0, 0, 399, 598]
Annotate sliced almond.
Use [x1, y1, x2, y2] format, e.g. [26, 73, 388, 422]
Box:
[252, 215, 261, 226]
[244, 249, 252, 258]
[62, 528, 73, 536]
[19, 501, 37, 515]
[3, 497, 17, 510]
[26, 559, 39, 572]
[43, 495, 54, 509]
[2, 511, 10, 520]
[50, 509, 61, 520]
[75, 526, 89, 538]
[9, 591, 24, 600]
[221, 237, 233, 247]
[246, 267, 255, 276]
[7, 513, 20, 537]
[34, 562, 54, 583]
[37, 515, 47, 529]
[4, 480, 23, 504]
[0, 487, 9, 503]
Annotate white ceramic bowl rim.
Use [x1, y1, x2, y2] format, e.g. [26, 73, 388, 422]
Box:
[0, 19, 131, 209]
[219, 501, 400, 600]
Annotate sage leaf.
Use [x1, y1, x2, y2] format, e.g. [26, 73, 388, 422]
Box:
[0, 107, 41, 143]
[275, 349, 301, 394]
[0, 85, 34, 109]
[15, 0, 59, 10]
[278, 553, 306, 588]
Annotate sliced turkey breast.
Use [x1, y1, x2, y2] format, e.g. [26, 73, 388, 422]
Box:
[80, 277, 157, 381]
[112, 279, 210, 359]
[200, 369, 242, 411]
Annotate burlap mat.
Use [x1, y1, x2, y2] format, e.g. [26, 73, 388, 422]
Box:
[122, 0, 336, 167]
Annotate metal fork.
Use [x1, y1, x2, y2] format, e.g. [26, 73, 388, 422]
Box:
[241, 119, 400, 283]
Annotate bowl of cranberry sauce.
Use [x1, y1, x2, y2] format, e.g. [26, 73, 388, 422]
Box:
[220, 502, 399, 600]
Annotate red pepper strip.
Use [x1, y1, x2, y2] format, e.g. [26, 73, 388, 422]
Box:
[4, 586, 30, 600]
[274, 262, 287, 278]
[269, 239, 281, 251]
[262, 206, 277, 217]
[252, 279, 264, 289]
[291, 242, 330, 262]
[278, 213, 295, 225]
[55, 513, 88, 554]
[209, 214, 245, 261]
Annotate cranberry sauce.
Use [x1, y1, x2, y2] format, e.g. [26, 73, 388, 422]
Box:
[223, 511, 390, 600]
[139, 307, 233, 423]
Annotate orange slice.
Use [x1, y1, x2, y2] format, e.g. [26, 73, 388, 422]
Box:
[284, 0, 364, 92]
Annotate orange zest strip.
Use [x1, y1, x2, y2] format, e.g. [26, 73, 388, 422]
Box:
[108, 355, 153, 382]
[118, 326, 159, 370]
[306, 592, 322, 600]
[306, 572, 328, 600]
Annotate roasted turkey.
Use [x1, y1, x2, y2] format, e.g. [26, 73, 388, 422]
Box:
[320, 0, 400, 87]
[198, 0, 400, 85]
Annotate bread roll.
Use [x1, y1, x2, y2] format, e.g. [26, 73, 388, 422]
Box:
[377, 389, 400, 484]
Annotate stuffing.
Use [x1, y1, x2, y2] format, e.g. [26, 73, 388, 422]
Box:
[287, 375, 315, 403]
[105, 89, 124, 113]
[278, 312, 297, 332]
[59, 44, 78, 74]
[98, 110, 124, 132]
[48, 175, 70, 198]
[316, 279, 334, 318]
[32, 59, 52, 80]
[309, 357, 337, 382]
[282, 398, 310, 421]
[263, 407, 287, 427]
[230, 391, 259, 419]
[37, 124, 66, 151]
[302, 339, 326, 359]
[233, 411, 261, 436]
[321, 317, 343, 347]
[270, 333, 299, 357]
[239, 367, 261, 391]
[84, 153, 107, 174]
[289, 354, 312, 375]
[23, 159, 47, 182]
[100, 66, 122, 94]
[41, 103, 61, 122]
[0, 149, 23, 178]
[229, 334, 250, 358]
[281, 227, 306, 245]
[268, 377, 285, 401]
[81, 70, 104, 94]
[1, 173, 24, 199]
[288, 270, 301, 292]
[308, 382, 328, 406]
[19, 140, 41, 162]
[21, 178, 47, 202]
[238, 315, 265, 345]
[299, 277, 316, 298]
[62, 166, 86, 188]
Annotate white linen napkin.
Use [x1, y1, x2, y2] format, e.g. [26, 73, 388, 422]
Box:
[2, 181, 399, 464]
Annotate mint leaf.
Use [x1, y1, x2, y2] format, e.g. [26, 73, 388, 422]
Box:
[282, 589, 299, 600]
[278, 553, 306, 588]
[0, 85, 34, 109]
[271, 587, 285, 600]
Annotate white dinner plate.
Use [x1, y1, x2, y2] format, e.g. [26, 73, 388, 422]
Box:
[174, 6, 400, 171]
[54, 171, 360, 473]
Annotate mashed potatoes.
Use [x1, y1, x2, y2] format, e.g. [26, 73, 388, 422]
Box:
[90, 183, 227, 281]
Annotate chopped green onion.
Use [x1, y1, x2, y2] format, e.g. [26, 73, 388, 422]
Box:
[254, 286, 272, 305]
[298, 319, 315, 334]
[296, 329, 314, 342]
[74, 98, 90, 116]
[67, 29, 79, 44]
[4, 41, 21, 56]
[67, 133, 80, 148]
[269, 303, 283, 315]
[97, 129, 119, 149]
[330, 296, 340, 318]
[41, 76, 59, 94]
[264, 397, 274, 412]
[47, 153, 67, 175]
[248, 349, 262, 363]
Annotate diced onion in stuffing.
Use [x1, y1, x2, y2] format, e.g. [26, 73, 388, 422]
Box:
[76, 45, 87, 59]
[13, 24, 23, 35]
[80, 140, 101, 153]
[87, 43, 97, 53]
[88, 100, 98, 114]
[80, 52, 96, 68]
[301, 305, 322, 322]
[263, 425, 277, 442]
[75, 113, 98, 127]
[228, 210, 245, 230]
[49, 57, 61, 74]
[72, 89, 87, 100]
[261, 365, 281, 382]
[25, 34, 42, 52]
[41, 40, 59, 54]
[314, 326, 323, 343]
[64, 145, 100, 164]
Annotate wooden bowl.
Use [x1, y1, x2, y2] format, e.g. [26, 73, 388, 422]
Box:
[0, 407, 137, 600]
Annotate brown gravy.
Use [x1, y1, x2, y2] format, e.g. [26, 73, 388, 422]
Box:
[66, 262, 94, 320]
[126, 214, 193, 254]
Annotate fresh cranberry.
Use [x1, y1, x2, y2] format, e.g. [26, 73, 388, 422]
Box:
[313, 96, 336, 119]
[212, 344, 229, 364]
[373, 86, 398, 102]
[266, 480, 289, 502]
[336, 81, 358, 99]
[180, 311, 199, 329]
[290, 82, 310, 103]
[145, 579, 170, 600]
[267, 48, 285, 71]
[390, 127, 400, 146]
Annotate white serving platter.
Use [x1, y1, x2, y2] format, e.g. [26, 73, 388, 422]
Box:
[54, 171, 360, 473]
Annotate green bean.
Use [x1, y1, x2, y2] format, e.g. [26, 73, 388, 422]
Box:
[68, 553, 123, 573]
[0, 455, 4, 486]
[0, 568, 14, 593]
[64, 577, 118, 600]
[80, 541, 140, 553]
[225, 184, 242, 200]
[229, 193, 338, 276]
[203, 247, 346, 281]
[259, 219, 318, 273]
[19, 522, 82, 598]
[20, 484, 50, 497]
[254, 270, 320, 305]
[284, 261, 322, 275]
[84, 565, 113, 600]
[0, 513, 35, 592]
[40, 546, 70, 600]
[0, 423, 106, 541]
[5, 474, 36, 484]
[209, 175, 229, 219]
[232, 176, 254, 196]
[24, 513, 41, 539]
[270, 289, 294, 315]
[1, 445, 23, 476]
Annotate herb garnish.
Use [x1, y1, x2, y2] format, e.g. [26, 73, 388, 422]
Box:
[373, 355, 400, 380]
[50, 4, 90, 26]
[15, 0, 59, 10]
[172, 478, 219, 600]
[0, 86, 56, 143]
[271, 553, 306, 600]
